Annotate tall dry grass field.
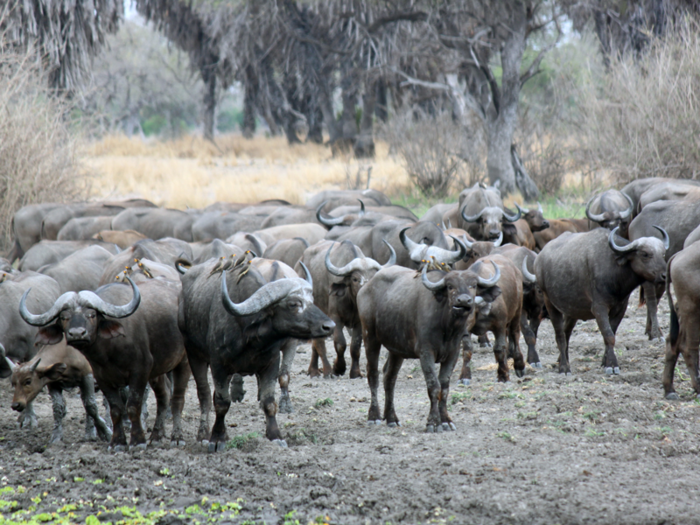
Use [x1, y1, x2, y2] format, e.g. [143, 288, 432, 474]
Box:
[85, 134, 409, 208]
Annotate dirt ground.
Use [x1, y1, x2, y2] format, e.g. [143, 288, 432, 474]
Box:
[0, 288, 698, 525]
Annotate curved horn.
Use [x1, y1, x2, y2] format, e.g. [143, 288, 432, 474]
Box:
[619, 192, 634, 220]
[19, 289, 76, 327]
[537, 202, 543, 214]
[653, 225, 670, 250]
[503, 203, 523, 223]
[299, 261, 313, 286]
[421, 264, 447, 291]
[316, 201, 344, 227]
[79, 276, 141, 319]
[325, 244, 352, 276]
[5, 357, 17, 373]
[381, 240, 396, 267]
[461, 207, 485, 223]
[446, 235, 467, 263]
[357, 199, 366, 217]
[477, 261, 501, 287]
[445, 217, 452, 230]
[492, 231, 503, 247]
[30, 358, 41, 373]
[461, 235, 474, 249]
[221, 272, 303, 317]
[608, 226, 639, 254]
[521, 258, 536, 283]
[585, 195, 606, 222]
[176, 261, 189, 274]
[399, 227, 421, 253]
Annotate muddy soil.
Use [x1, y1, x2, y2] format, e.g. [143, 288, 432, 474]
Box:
[0, 289, 698, 525]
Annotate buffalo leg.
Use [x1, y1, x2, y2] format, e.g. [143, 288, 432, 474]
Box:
[547, 299, 571, 374]
[126, 377, 149, 447]
[278, 339, 297, 414]
[508, 311, 526, 378]
[458, 334, 472, 385]
[643, 281, 664, 340]
[257, 353, 285, 445]
[382, 353, 404, 426]
[48, 385, 66, 444]
[438, 355, 459, 431]
[230, 374, 246, 402]
[419, 350, 442, 432]
[332, 321, 348, 376]
[148, 374, 170, 444]
[521, 312, 541, 367]
[493, 330, 510, 383]
[102, 386, 127, 450]
[309, 338, 333, 378]
[189, 357, 212, 442]
[478, 334, 491, 347]
[592, 304, 619, 374]
[364, 336, 382, 425]
[349, 325, 363, 379]
[80, 374, 111, 442]
[209, 365, 233, 452]
[170, 357, 190, 446]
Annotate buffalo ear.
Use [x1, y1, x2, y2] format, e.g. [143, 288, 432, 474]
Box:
[36, 325, 64, 346]
[97, 320, 126, 339]
[614, 253, 632, 267]
[502, 223, 517, 237]
[477, 285, 502, 304]
[329, 282, 346, 297]
[40, 362, 67, 381]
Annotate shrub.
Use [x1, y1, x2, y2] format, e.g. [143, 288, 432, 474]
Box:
[575, 22, 700, 185]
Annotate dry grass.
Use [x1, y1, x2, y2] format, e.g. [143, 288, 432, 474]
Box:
[85, 134, 408, 208]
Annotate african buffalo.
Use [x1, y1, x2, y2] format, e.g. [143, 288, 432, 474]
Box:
[306, 189, 391, 209]
[621, 177, 700, 216]
[357, 263, 501, 431]
[19, 277, 191, 450]
[92, 230, 147, 249]
[298, 240, 394, 378]
[535, 227, 668, 375]
[57, 216, 114, 241]
[191, 212, 267, 242]
[663, 242, 700, 399]
[111, 207, 197, 241]
[263, 238, 309, 268]
[585, 190, 634, 236]
[19, 240, 120, 272]
[7, 341, 112, 444]
[533, 219, 579, 251]
[454, 183, 522, 241]
[38, 245, 114, 293]
[255, 223, 327, 246]
[178, 255, 334, 450]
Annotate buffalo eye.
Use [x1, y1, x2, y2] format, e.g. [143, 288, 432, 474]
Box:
[640, 251, 651, 259]
[23, 379, 32, 386]
[86, 312, 96, 319]
[288, 301, 301, 309]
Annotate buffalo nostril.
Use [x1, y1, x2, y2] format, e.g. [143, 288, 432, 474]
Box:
[68, 328, 87, 338]
[11, 403, 22, 412]
[322, 321, 336, 332]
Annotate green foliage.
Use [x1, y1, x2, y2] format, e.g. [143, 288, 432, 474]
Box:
[226, 432, 260, 450]
[314, 398, 334, 408]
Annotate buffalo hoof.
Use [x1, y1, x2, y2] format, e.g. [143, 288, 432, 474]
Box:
[665, 392, 680, 400]
[208, 441, 226, 453]
[529, 362, 542, 369]
[426, 424, 436, 433]
[458, 378, 471, 386]
[515, 368, 525, 378]
[170, 440, 187, 447]
[278, 395, 294, 414]
[272, 439, 288, 448]
[480, 342, 492, 348]
[367, 419, 382, 426]
[307, 369, 322, 378]
[441, 422, 456, 432]
[49, 433, 63, 445]
[605, 367, 621, 375]
[18, 413, 38, 430]
[131, 443, 147, 451]
[387, 422, 401, 428]
[109, 444, 127, 453]
[84, 428, 98, 442]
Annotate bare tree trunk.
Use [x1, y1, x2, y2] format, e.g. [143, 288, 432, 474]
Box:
[306, 103, 324, 144]
[202, 64, 217, 142]
[354, 78, 376, 158]
[375, 79, 388, 122]
[242, 66, 257, 138]
[484, 4, 527, 195]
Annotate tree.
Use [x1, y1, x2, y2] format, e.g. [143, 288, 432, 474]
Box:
[1, 0, 123, 92]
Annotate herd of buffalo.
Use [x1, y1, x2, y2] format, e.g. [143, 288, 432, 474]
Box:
[2, 176, 700, 451]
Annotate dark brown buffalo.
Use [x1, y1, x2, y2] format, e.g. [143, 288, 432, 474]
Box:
[459, 255, 525, 383]
[533, 219, 580, 252]
[357, 263, 501, 431]
[453, 232, 502, 270]
[663, 242, 700, 399]
[628, 198, 700, 339]
[450, 183, 521, 241]
[19, 240, 120, 272]
[19, 277, 191, 450]
[398, 227, 465, 267]
[178, 255, 334, 451]
[536, 227, 668, 375]
[298, 240, 394, 378]
[585, 190, 634, 236]
[6, 341, 111, 444]
[491, 245, 543, 368]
